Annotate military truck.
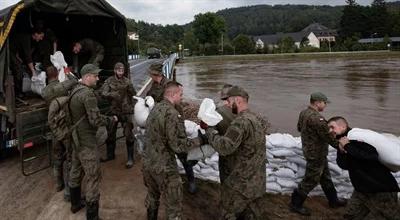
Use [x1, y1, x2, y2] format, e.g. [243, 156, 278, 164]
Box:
[147, 47, 162, 59]
[0, 0, 129, 175]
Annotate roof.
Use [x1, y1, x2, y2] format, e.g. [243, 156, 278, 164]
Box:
[253, 31, 306, 45]
[302, 23, 330, 32]
[358, 37, 400, 43]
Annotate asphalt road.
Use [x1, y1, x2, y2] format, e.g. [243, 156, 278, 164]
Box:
[128, 58, 163, 92]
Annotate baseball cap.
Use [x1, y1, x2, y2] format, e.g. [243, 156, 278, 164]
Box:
[81, 64, 102, 76]
[148, 63, 163, 75]
[310, 92, 330, 103]
[226, 86, 249, 100]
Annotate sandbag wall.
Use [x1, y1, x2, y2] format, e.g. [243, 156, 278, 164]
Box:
[177, 133, 400, 198]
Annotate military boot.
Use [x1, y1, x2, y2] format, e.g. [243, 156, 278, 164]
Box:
[184, 163, 197, 194]
[64, 184, 71, 202]
[70, 186, 85, 213]
[323, 187, 347, 208]
[147, 207, 158, 220]
[86, 200, 100, 220]
[100, 142, 115, 163]
[54, 167, 64, 192]
[289, 189, 311, 216]
[125, 141, 134, 169]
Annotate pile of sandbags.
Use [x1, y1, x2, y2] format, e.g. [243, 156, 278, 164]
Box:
[177, 132, 400, 199]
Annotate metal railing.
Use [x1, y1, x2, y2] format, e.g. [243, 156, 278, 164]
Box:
[162, 53, 178, 79]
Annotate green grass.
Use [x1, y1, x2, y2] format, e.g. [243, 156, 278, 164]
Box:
[183, 50, 400, 62]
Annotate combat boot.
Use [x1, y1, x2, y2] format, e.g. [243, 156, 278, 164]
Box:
[289, 189, 311, 216]
[185, 164, 197, 194]
[100, 142, 115, 163]
[54, 167, 64, 192]
[125, 141, 134, 169]
[147, 208, 158, 220]
[86, 200, 100, 220]
[323, 187, 347, 208]
[70, 186, 85, 213]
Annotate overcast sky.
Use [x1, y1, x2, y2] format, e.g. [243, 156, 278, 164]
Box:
[0, 0, 396, 25]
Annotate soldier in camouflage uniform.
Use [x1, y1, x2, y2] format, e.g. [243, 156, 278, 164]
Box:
[200, 86, 266, 220]
[143, 81, 199, 220]
[215, 84, 237, 184]
[101, 62, 137, 168]
[72, 38, 104, 70]
[290, 92, 346, 216]
[69, 64, 117, 220]
[146, 63, 197, 193]
[328, 116, 400, 220]
[42, 66, 78, 200]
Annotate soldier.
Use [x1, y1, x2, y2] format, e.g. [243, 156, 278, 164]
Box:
[72, 38, 104, 70]
[100, 62, 136, 168]
[328, 116, 400, 220]
[42, 66, 78, 201]
[290, 92, 346, 216]
[214, 84, 236, 184]
[68, 64, 117, 220]
[143, 81, 199, 220]
[199, 86, 266, 219]
[146, 63, 197, 193]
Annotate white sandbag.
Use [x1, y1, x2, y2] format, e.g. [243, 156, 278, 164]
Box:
[197, 98, 223, 126]
[287, 156, 307, 168]
[270, 149, 296, 157]
[277, 178, 297, 188]
[133, 96, 155, 128]
[328, 162, 342, 175]
[274, 168, 295, 178]
[187, 144, 216, 161]
[266, 182, 282, 193]
[31, 71, 46, 95]
[285, 162, 298, 171]
[267, 133, 298, 148]
[348, 128, 400, 171]
[50, 51, 68, 82]
[184, 120, 200, 139]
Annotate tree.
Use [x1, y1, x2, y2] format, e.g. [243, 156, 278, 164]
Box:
[183, 30, 199, 55]
[277, 37, 295, 53]
[232, 34, 255, 54]
[339, 0, 368, 38]
[192, 12, 226, 45]
[369, 0, 390, 37]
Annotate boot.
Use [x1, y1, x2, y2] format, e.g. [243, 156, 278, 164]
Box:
[323, 187, 347, 208]
[70, 186, 85, 213]
[54, 167, 64, 192]
[64, 184, 71, 202]
[125, 141, 134, 169]
[184, 163, 197, 194]
[289, 189, 311, 216]
[147, 208, 158, 220]
[86, 200, 100, 220]
[100, 142, 115, 163]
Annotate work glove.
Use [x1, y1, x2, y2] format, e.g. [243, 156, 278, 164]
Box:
[199, 121, 209, 130]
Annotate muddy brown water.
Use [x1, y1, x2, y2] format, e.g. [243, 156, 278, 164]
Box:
[176, 56, 400, 136]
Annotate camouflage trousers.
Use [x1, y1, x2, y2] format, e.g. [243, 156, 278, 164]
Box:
[142, 168, 183, 220]
[218, 156, 230, 184]
[220, 186, 263, 220]
[69, 146, 102, 203]
[344, 191, 400, 220]
[107, 115, 134, 144]
[52, 138, 72, 188]
[297, 157, 335, 196]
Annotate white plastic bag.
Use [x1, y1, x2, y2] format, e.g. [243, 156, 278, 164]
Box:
[50, 51, 68, 82]
[133, 96, 155, 128]
[184, 120, 200, 139]
[31, 71, 47, 95]
[348, 128, 400, 172]
[197, 98, 223, 126]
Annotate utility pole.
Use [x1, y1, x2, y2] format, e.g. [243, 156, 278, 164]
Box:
[221, 33, 224, 55]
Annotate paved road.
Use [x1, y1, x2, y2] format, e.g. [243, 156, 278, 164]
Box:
[129, 59, 163, 92]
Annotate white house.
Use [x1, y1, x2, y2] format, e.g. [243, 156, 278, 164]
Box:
[128, 32, 139, 40]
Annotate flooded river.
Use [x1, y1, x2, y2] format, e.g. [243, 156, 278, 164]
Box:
[176, 55, 400, 135]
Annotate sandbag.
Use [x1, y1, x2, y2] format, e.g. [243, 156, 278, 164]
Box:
[184, 120, 200, 139]
[50, 51, 68, 82]
[133, 96, 155, 128]
[348, 128, 400, 171]
[187, 144, 216, 161]
[267, 133, 299, 148]
[197, 98, 222, 126]
[31, 71, 47, 95]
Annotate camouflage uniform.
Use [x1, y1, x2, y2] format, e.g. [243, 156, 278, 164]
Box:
[344, 191, 400, 220]
[146, 76, 170, 103]
[76, 38, 104, 67]
[215, 104, 236, 184]
[101, 75, 136, 163]
[42, 74, 77, 196]
[206, 110, 266, 220]
[296, 107, 339, 197]
[69, 83, 111, 203]
[143, 99, 197, 219]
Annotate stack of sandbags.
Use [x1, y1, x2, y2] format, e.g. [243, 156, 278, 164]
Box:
[177, 132, 400, 199]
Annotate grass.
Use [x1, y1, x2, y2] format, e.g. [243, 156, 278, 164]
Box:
[183, 50, 400, 62]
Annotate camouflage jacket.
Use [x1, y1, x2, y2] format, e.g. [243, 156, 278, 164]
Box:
[144, 99, 196, 174]
[79, 38, 104, 60]
[101, 75, 136, 115]
[146, 76, 170, 102]
[70, 83, 110, 151]
[216, 104, 236, 135]
[206, 110, 266, 199]
[297, 107, 338, 160]
[42, 74, 78, 104]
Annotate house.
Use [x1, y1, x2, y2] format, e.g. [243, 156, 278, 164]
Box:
[253, 23, 336, 49]
[358, 37, 400, 50]
[128, 32, 139, 40]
